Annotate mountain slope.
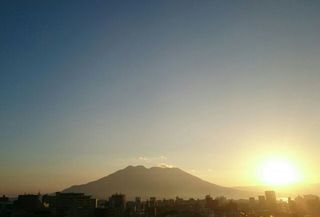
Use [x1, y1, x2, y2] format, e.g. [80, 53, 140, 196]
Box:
[62, 165, 252, 199]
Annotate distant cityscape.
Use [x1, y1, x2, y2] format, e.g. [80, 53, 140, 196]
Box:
[1, 190, 320, 217]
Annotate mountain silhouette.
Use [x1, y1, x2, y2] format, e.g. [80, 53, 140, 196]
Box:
[62, 166, 252, 199]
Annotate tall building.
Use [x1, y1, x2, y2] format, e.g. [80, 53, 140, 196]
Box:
[108, 193, 126, 210]
[146, 197, 157, 217]
[149, 197, 157, 207]
[249, 197, 255, 207]
[135, 197, 142, 213]
[265, 191, 276, 203]
[258, 195, 266, 207]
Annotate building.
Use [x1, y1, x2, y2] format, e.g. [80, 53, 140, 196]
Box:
[16, 194, 43, 211]
[108, 193, 126, 210]
[0, 195, 12, 217]
[0, 195, 9, 203]
[42, 192, 96, 217]
[149, 197, 157, 207]
[146, 197, 157, 217]
[265, 191, 276, 203]
[258, 196, 265, 203]
[249, 197, 255, 207]
[43, 192, 96, 209]
[135, 197, 143, 213]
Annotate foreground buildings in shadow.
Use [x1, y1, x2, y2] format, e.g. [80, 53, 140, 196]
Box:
[1, 191, 320, 217]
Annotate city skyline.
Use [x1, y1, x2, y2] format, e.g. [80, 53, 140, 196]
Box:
[1, 1, 320, 196]
[4, 189, 315, 217]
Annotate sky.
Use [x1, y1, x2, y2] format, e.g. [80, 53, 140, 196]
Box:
[1, 0, 320, 196]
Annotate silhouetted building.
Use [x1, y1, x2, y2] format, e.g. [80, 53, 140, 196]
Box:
[0, 195, 12, 217]
[205, 195, 219, 210]
[0, 195, 9, 203]
[43, 192, 96, 209]
[249, 197, 255, 208]
[149, 197, 157, 207]
[258, 195, 265, 204]
[264, 191, 277, 213]
[5, 190, 320, 217]
[109, 193, 126, 210]
[97, 199, 108, 208]
[145, 197, 157, 217]
[16, 194, 43, 211]
[42, 192, 96, 217]
[175, 196, 184, 206]
[265, 191, 276, 203]
[135, 197, 143, 213]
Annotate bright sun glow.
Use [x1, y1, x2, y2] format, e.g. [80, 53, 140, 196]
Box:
[260, 158, 301, 186]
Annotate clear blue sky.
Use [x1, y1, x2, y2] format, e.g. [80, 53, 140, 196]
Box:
[1, 0, 320, 195]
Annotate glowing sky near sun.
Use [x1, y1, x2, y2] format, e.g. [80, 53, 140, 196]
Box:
[259, 157, 301, 186]
[1, 0, 320, 195]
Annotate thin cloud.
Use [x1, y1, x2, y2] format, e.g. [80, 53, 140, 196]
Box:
[158, 163, 174, 168]
[137, 155, 168, 163]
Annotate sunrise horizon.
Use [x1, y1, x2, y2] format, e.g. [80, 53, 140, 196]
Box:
[2, 163, 319, 198]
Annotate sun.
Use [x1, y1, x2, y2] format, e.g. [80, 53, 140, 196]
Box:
[259, 157, 301, 186]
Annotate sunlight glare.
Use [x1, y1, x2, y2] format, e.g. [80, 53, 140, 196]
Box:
[260, 158, 301, 186]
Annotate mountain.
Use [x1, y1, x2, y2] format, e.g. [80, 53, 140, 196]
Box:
[62, 165, 253, 200]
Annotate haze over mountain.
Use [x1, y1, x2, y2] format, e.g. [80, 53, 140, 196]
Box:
[63, 166, 253, 199]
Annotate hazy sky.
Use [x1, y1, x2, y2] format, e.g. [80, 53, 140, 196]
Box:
[1, 0, 320, 196]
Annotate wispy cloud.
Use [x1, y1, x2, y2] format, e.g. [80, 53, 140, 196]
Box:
[158, 163, 174, 168]
[134, 155, 175, 168]
[137, 155, 167, 162]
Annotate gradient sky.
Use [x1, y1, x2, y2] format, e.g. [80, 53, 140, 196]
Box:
[1, 0, 320, 196]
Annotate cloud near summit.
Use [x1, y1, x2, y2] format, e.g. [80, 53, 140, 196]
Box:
[158, 163, 174, 168]
[135, 155, 174, 168]
[137, 155, 167, 162]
